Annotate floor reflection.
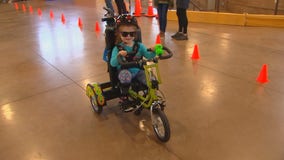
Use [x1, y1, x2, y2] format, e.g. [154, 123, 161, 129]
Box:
[1, 104, 14, 121]
[37, 20, 84, 63]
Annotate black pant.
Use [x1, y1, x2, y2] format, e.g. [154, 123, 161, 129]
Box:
[176, 8, 188, 34]
[115, 0, 127, 15]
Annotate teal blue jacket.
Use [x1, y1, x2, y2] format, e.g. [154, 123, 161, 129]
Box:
[110, 42, 156, 75]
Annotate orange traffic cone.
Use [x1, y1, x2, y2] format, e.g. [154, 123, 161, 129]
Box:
[29, 6, 33, 14]
[155, 34, 161, 44]
[14, 3, 19, 10]
[78, 17, 83, 29]
[134, 0, 142, 16]
[50, 10, 54, 19]
[256, 64, 269, 83]
[191, 44, 200, 60]
[61, 13, 66, 24]
[145, 0, 155, 17]
[37, 8, 42, 16]
[22, 4, 26, 12]
[95, 21, 100, 32]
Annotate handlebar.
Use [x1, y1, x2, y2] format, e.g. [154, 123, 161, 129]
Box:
[158, 46, 173, 60]
[103, 7, 114, 17]
[117, 46, 173, 69]
[103, 7, 113, 13]
[101, 7, 115, 23]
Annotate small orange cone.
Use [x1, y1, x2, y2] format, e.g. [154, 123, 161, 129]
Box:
[78, 17, 83, 29]
[61, 13, 66, 24]
[29, 6, 33, 14]
[155, 34, 161, 44]
[95, 21, 100, 32]
[145, 0, 155, 17]
[22, 4, 26, 12]
[191, 44, 200, 60]
[50, 10, 54, 19]
[14, 3, 19, 10]
[134, 0, 142, 16]
[37, 8, 42, 16]
[256, 64, 269, 83]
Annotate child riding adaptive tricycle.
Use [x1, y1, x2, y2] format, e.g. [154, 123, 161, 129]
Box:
[85, 7, 173, 142]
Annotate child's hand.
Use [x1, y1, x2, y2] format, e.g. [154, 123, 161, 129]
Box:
[118, 50, 127, 57]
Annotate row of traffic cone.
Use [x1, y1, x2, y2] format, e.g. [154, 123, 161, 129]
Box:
[15, 3, 34, 13]
[15, 0, 156, 17]
[14, 3, 101, 32]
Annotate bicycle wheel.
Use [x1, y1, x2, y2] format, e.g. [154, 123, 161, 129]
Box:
[151, 105, 171, 142]
[87, 84, 103, 114]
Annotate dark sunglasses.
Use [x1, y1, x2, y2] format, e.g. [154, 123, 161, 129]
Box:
[120, 31, 136, 37]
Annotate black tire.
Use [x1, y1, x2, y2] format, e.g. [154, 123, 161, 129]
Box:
[87, 84, 103, 114]
[152, 106, 171, 142]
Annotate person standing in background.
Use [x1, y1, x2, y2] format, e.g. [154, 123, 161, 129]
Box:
[154, 0, 174, 37]
[115, 0, 128, 15]
[171, 0, 190, 40]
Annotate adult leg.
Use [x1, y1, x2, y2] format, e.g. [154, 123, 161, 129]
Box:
[157, 4, 163, 31]
[120, 0, 127, 14]
[180, 8, 188, 34]
[161, 4, 169, 33]
[115, 0, 127, 14]
[176, 8, 183, 32]
[105, 0, 114, 12]
[158, 4, 169, 35]
[173, 8, 188, 40]
[115, 0, 122, 14]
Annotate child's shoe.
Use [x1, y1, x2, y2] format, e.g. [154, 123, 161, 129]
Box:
[119, 97, 135, 112]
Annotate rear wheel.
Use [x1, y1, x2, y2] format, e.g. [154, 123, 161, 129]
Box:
[87, 84, 103, 114]
[151, 105, 170, 142]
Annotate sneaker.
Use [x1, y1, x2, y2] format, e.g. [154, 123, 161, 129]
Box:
[173, 34, 188, 40]
[119, 97, 135, 112]
[171, 32, 182, 38]
[123, 106, 134, 112]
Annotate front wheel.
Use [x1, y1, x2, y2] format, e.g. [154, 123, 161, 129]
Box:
[151, 105, 171, 142]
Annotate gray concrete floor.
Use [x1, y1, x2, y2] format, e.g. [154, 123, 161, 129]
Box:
[1, 1, 284, 160]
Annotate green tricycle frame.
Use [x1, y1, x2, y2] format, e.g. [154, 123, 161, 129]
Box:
[86, 46, 173, 142]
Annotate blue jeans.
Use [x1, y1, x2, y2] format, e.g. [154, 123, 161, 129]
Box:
[115, 0, 127, 14]
[176, 8, 188, 34]
[157, 4, 169, 33]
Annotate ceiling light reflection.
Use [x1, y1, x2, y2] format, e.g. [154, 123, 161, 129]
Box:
[1, 104, 14, 121]
[200, 77, 217, 101]
[37, 21, 84, 63]
[219, 33, 231, 51]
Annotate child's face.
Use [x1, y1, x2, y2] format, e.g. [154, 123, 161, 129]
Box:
[119, 25, 137, 45]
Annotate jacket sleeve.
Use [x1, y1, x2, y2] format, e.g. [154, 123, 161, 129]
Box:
[110, 46, 119, 67]
[138, 43, 156, 59]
